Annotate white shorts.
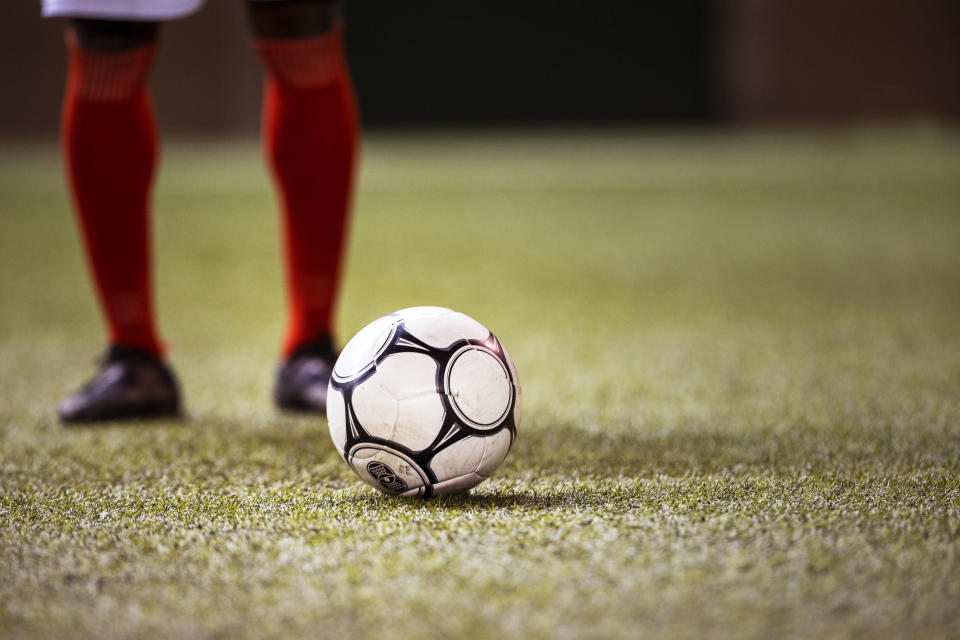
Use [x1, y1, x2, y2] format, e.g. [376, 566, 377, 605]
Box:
[42, 0, 203, 20]
[42, 0, 286, 21]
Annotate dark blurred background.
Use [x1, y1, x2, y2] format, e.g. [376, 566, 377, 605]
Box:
[1, 0, 958, 137]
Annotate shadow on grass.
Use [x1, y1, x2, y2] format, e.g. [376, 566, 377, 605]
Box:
[61, 416, 192, 430]
[421, 491, 594, 511]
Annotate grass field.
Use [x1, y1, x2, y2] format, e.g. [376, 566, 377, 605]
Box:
[1, 130, 959, 639]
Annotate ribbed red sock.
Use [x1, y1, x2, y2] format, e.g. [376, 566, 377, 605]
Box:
[62, 33, 163, 356]
[255, 29, 359, 357]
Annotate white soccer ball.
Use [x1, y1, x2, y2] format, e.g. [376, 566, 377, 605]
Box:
[327, 306, 521, 497]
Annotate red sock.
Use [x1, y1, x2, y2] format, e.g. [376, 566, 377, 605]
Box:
[62, 33, 163, 356]
[255, 29, 359, 357]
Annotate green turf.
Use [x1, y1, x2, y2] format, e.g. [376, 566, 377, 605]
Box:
[1, 130, 959, 639]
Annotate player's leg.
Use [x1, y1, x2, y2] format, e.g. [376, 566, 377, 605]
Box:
[58, 17, 181, 423]
[247, 0, 359, 412]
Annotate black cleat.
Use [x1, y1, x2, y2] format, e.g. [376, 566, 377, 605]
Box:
[58, 345, 182, 424]
[274, 335, 338, 413]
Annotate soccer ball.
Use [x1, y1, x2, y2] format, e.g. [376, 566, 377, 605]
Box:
[327, 306, 521, 497]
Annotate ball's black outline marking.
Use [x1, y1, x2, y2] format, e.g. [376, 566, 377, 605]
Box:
[444, 344, 513, 430]
[331, 320, 398, 384]
[330, 315, 519, 498]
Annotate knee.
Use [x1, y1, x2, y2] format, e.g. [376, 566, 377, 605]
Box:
[250, 1, 348, 88]
[70, 18, 159, 52]
[66, 19, 159, 102]
[246, 0, 342, 39]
